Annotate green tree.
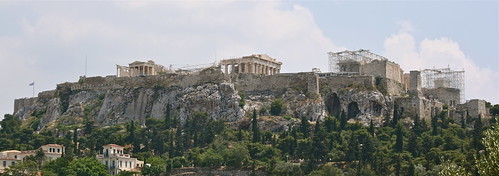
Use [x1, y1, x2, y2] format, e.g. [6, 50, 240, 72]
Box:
[252, 109, 260, 143]
[43, 156, 72, 176]
[476, 117, 499, 176]
[299, 116, 310, 138]
[223, 142, 250, 168]
[63, 157, 108, 176]
[270, 99, 284, 116]
[339, 110, 347, 131]
[142, 157, 166, 176]
[394, 122, 404, 153]
[311, 120, 327, 163]
[472, 115, 484, 150]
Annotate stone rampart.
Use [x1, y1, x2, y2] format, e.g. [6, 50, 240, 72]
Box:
[319, 75, 375, 92]
[14, 97, 37, 114]
[57, 67, 226, 92]
[424, 87, 460, 106]
[379, 78, 406, 96]
[231, 72, 313, 94]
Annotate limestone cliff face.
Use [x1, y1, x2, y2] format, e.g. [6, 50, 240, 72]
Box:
[23, 83, 244, 129]
[13, 69, 397, 130]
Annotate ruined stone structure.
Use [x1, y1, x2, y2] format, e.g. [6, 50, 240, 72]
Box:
[329, 49, 404, 84]
[219, 54, 282, 75]
[424, 87, 460, 107]
[12, 52, 487, 131]
[116, 60, 167, 77]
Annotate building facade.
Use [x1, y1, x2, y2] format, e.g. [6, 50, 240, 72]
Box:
[96, 144, 143, 175]
[0, 144, 64, 172]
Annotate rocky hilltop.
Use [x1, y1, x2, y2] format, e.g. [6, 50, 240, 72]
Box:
[13, 67, 400, 131]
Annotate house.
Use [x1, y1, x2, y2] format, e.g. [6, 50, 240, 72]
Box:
[96, 144, 144, 175]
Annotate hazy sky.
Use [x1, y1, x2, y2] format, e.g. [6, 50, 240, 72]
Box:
[1, 0, 498, 118]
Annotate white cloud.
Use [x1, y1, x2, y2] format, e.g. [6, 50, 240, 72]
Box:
[384, 22, 499, 104]
[0, 0, 342, 117]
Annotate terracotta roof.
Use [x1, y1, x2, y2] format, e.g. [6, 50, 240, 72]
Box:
[104, 144, 124, 148]
[0, 150, 21, 153]
[42, 144, 64, 147]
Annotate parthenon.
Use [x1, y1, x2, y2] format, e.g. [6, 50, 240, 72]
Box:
[219, 54, 282, 75]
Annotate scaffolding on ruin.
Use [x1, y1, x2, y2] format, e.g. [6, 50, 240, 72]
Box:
[328, 49, 388, 72]
[421, 68, 465, 103]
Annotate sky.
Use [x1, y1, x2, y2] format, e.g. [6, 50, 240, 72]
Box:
[0, 0, 498, 119]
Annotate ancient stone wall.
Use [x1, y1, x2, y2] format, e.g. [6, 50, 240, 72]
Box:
[378, 78, 405, 96]
[395, 96, 443, 120]
[14, 97, 37, 115]
[458, 99, 488, 118]
[231, 72, 312, 94]
[319, 75, 375, 92]
[360, 60, 403, 84]
[58, 67, 226, 92]
[424, 87, 460, 106]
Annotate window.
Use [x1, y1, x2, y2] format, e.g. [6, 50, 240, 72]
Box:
[11, 161, 14, 165]
[14, 155, 17, 159]
[3, 161, 6, 167]
[57, 148, 60, 153]
[105, 161, 108, 166]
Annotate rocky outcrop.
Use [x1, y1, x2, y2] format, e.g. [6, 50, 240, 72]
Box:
[13, 69, 399, 130]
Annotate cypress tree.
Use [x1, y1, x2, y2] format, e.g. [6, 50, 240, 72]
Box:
[252, 109, 260, 143]
[394, 122, 404, 153]
[340, 110, 347, 131]
[369, 119, 375, 136]
[300, 116, 310, 138]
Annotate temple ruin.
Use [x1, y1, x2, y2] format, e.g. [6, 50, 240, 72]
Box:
[116, 60, 167, 77]
[219, 54, 282, 75]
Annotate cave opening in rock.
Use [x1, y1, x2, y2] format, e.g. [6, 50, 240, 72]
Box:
[372, 101, 382, 116]
[348, 102, 360, 118]
[325, 93, 341, 117]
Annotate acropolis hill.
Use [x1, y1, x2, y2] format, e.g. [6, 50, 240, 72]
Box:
[13, 51, 491, 130]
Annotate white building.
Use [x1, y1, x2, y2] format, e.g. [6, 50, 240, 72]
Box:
[0, 144, 64, 173]
[96, 144, 144, 175]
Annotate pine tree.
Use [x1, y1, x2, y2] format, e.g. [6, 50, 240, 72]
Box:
[311, 120, 326, 162]
[252, 109, 260, 143]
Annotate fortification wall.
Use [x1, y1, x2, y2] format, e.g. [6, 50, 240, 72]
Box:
[379, 78, 405, 96]
[14, 97, 37, 114]
[424, 87, 460, 106]
[231, 72, 313, 94]
[57, 67, 225, 92]
[396, 96, 443, 120]
[361, 60, 403, 83]
[319, 75, 375, 91]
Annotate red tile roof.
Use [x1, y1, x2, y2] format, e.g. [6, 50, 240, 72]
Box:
[103, 144, 124, 148]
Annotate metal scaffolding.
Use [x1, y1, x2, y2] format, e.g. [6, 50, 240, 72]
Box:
[328, 49, 388, 72]
[421, 68, 465, 103]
